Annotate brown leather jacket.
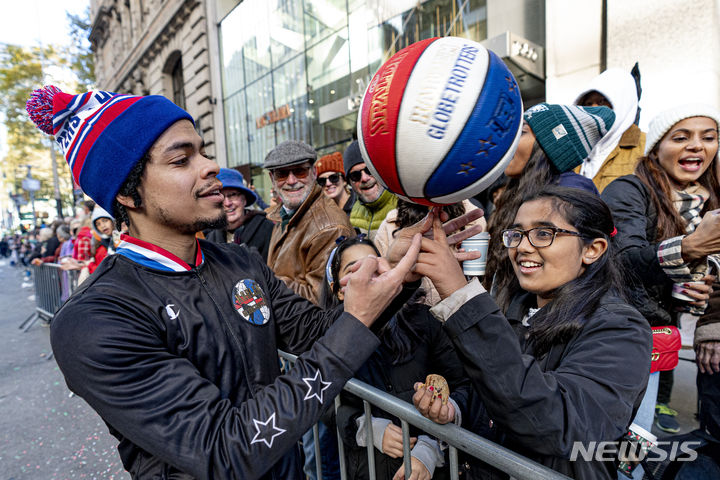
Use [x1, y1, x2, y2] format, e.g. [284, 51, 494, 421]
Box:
[267, 184, 354, 304]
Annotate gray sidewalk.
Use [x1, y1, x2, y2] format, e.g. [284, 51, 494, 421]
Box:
[0, 259, 130, 480]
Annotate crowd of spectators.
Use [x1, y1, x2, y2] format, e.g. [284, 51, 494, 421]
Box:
[14, 63, 720, 480]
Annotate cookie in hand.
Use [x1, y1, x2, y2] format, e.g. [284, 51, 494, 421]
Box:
[420, 374, 450, 405]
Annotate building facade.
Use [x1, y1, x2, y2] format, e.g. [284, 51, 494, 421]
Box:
[89, 0, 223, 161]
[91, 0, 720, 202]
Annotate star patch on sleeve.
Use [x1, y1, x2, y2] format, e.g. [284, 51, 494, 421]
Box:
[302, 369, 332, 404]
[250, 412, 286, 448]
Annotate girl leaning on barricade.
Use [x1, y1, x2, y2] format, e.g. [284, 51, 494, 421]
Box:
[323, 235, 472, 480]
[405, 186, 650, 480]
[601, 104, 720, 435]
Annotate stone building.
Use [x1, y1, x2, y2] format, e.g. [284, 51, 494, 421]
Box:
[89, 0, 224, 161]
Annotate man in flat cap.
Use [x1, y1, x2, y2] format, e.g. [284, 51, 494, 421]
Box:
[264, 140, 354, 304]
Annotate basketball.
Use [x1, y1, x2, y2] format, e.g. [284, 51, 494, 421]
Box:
[357, 37, 524, 206]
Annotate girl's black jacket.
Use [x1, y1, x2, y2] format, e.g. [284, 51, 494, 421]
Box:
[444, 290, 651, 480]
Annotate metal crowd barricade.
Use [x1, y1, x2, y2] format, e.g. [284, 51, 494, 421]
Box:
[278, 351, 570, 480]
[19, 263, 78, 334]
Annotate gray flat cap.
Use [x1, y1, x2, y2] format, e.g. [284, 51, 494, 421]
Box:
[263, 140, 317, 169]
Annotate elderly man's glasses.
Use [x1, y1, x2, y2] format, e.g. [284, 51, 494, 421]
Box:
[501, 226, 582, 248]
[271, 165, 310, 181]
[317, 173, 342, 187]
[347, 167, 372, 183]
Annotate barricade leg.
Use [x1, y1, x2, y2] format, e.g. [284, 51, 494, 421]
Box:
[19, 312, 39, 331]
[334, 396, 348, 480]
[363, 400, 376, 480]
[401, 420, 412, 479]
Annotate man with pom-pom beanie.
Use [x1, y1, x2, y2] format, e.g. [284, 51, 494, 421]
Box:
[26, 86, 425, 479]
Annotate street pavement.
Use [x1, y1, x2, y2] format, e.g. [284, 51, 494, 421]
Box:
[0, 259, 130, 480]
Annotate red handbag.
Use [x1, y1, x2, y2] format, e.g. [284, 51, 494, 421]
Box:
[650, 326, 681, 373]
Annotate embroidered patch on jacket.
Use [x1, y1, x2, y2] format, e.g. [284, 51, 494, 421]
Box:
[233, 279, 270, 325]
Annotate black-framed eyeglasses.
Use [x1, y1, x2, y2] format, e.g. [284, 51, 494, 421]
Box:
[271, 165, 311, 181]
[501, 226, 583, 248]
[348, 167, 372, 183]
[317, 173, 342, 187]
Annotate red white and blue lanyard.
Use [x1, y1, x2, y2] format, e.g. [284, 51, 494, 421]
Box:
[115, 234, 204, 272]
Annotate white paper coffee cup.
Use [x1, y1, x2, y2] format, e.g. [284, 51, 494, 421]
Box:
[671, 282, 703, 302]
[461, 232, 490, 276]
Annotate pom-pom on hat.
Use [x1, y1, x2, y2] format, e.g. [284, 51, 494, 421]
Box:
[524, 103, 616, 173]
[644, 103, 720, 155]
[315, 152, 344, 177]
[26, 85, 193, 213]
[216, 168, 258, 206]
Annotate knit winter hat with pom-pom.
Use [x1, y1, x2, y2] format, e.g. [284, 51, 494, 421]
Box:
[26, 85, 192, 213]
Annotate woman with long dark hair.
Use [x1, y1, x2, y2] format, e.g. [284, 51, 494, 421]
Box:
[602, 104, 720, 434]
[485, 104, 613, 297]
[323, 236, 471, 480]
[412, 186, 651, 479]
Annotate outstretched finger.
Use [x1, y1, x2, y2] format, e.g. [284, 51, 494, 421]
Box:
[389, 234, 422, 281]
[447, 222, 485, 246]
[442, 208, 484, 236]
[404, 210, 436, 238]
[432, 213, 448, 243]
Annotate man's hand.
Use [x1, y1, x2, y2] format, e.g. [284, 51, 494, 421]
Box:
[385, 208, 485, 278]
[342, 234, 422, 327]
[392, 456, 431, 480]
[696, 340, 720, 374]
[412, 382, 456, 424]
[382, 423, 417, 458]
[682, 209, 720, 261]
[59, 258, 83, 271]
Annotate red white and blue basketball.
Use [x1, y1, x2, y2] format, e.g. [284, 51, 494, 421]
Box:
[357, 37, 524, 206]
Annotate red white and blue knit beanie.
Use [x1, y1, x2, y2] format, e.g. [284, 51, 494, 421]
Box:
[26, 85, 193, 213]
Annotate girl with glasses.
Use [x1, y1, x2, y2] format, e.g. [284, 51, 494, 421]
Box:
[315, 152, 355, 216]
[411, 186, 651, 479]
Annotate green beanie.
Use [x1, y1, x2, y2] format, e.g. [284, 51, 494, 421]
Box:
[524, 104, 615, 172]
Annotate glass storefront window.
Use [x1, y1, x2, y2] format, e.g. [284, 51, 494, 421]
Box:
[220, 0, 490, 199]
[269, 0, 305, 67]
[245, 75, 276, 167]
[224, 91, 249, 169]
[303, 0, 348, 47]
[273, 55, 311, 145]
[240, 0, 273, 84]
